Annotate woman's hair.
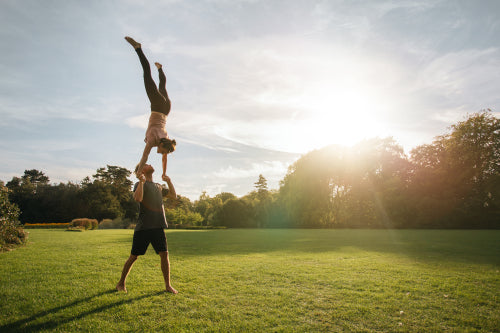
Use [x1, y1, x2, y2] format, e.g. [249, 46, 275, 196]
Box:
[159, 138, 176, 153]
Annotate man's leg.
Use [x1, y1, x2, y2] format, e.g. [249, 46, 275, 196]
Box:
[159, 251, 178, 294]
[116, 254, 138, 292]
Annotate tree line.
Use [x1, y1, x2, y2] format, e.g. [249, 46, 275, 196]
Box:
[2, 111, 499, 229]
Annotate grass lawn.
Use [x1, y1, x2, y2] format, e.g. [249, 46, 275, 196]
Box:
[0, 229, 499, 332]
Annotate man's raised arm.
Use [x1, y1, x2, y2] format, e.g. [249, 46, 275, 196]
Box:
[134, 174, 146, 202]
[162, 175, 177, 200]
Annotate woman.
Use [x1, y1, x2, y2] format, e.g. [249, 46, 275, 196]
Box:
[125, 36, 176, 178]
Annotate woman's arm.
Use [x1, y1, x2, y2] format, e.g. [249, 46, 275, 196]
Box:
[135, 143, 153, 176]
[162, 153, 168, 177]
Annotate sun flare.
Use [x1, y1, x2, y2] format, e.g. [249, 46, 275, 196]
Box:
[249, 47, 393, 153]
[217, 43, 395, 154]
[303, 87, 385, 148]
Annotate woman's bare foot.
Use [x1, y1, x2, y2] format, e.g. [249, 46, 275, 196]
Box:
[166, 286, 178, 294]
[116, 283, 127, 293]
[124, 36, 141, 49]
[155, 62, 162, 69]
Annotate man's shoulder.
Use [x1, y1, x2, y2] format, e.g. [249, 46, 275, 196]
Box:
[133, 181, 160, 190]
[144, 181, 162, 190]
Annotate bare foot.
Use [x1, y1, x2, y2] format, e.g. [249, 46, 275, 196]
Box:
[166, 286, 178, 294]
[124, 36, 141, 49]
[116, 283, 127, 293]
[155, 62, 162, 69]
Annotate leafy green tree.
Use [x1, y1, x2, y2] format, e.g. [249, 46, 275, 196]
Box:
[6, 175, 37, 223]
[254, 175, 269, 198]
[278, 138, 409, 228]
[193, 192, 212, 225]
[165, 208, 203, 227]
[0, 182, 20, 225]
[215, 192, 237, 203]
[194, 192, 227, 226]
[409, 110, 500, 227]
[22, 169, 49, 188]
[215, 198, 255, 228]
[79, 181, 123, 221]
[94, 165, 136, 219]
[163, 194, 204, 227]
[0, 181, 27, 250]
[21, 182, 82, 223]
[251, 175, 272, 227]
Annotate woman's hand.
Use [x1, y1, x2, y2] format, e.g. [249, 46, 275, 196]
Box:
[138, 174, 146, 183]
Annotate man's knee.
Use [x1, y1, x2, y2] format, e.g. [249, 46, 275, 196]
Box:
[129, 254, 139, 262]
[159, 251, 169, 258]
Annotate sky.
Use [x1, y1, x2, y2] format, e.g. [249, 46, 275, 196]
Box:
[1, 0, 499, 200]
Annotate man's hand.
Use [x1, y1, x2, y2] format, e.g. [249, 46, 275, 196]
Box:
[135, 167, 143, 180]
[138, 174, 146, 183]
[162, 174, 176, 200]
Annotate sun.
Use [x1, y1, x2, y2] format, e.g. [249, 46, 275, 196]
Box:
[223, 44, 393, 154]
[242, 83, 388, 154]
[309, 90, 383, 146]
[273, 73, 387, 154]
[263, 50, 390, 152]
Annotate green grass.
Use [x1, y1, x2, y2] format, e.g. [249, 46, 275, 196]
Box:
[0, 229, 499, 332]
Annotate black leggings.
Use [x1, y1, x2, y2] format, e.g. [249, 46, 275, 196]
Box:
[135, 48, 171, 115]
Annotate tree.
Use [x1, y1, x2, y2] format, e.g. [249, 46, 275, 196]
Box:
[79, 181, 123, 221]
[6, 175, 37, 223]
[215, 192, 237, 203]
[164, 208, 203, 227]
[254, 175, 268, 197]
[93, 165, 136, 219]
[0, 182, 27, 250]
[216, 198, 255, 228]
[252, 175, 272, 227]
[409, 110, 500, 227]
[22, 169, 49, 187]
[0, 182, 20, 225]
[193, 192, 228, 226]
[278, 138, 410, 228]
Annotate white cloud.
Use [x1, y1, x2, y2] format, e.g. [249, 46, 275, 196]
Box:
[213, 161, 289, 180]
[418, 48, 500, 105]
[0, 150, 95, 185]
[153, 35, 421, 151]
[126, 114, 149, 129]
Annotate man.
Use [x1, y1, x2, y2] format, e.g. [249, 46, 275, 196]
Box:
[116, 164, 178, 294]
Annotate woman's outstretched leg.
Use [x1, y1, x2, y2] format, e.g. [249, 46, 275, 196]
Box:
[155, 62, 171, 115]
[125, 36, 162, 107]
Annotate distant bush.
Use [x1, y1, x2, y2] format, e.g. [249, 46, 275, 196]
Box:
[66, 226, 85, 232]
[1, 185, 28, 251]
[98, 217, 134, 229]
[1, 218, 28, 251]
[70, 218, 98, 230]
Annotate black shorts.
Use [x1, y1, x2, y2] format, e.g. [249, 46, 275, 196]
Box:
[131, 228, 168, 255]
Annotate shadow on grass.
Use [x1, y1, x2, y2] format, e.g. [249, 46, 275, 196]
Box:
[98, 228, 499, 266]
[166, 229, 500, 266]
[0, 289, 165, 332]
